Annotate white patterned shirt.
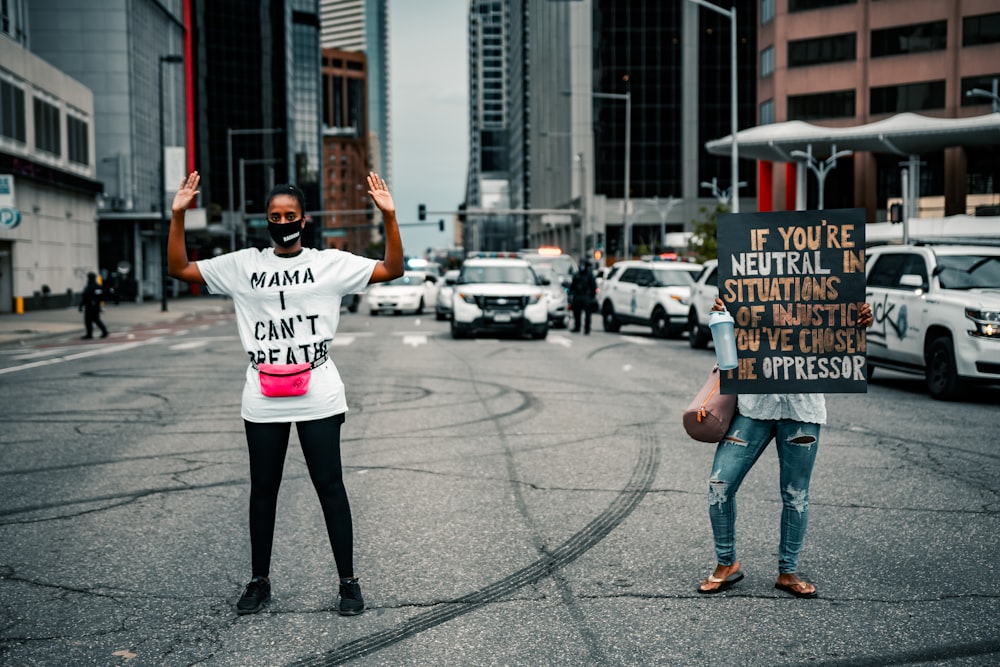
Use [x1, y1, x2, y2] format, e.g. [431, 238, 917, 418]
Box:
[737, 393, 826, 425]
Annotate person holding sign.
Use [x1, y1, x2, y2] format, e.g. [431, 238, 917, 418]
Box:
[697, 296, 872, 598]
[168, 171, 403, 616]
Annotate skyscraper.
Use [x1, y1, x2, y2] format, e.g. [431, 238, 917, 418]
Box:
[191, 0, 323, 247]
[320, 0, 391, 187]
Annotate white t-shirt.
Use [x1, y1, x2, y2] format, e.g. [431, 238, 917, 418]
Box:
[198, 247, 377, 423]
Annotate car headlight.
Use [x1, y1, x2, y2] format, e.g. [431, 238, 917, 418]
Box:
[527, 292, 542, 305]
[458, 292, 478, 304]
[966, 308, 1000, 338]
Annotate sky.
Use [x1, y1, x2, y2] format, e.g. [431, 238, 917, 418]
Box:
[389, 0, 469, 257]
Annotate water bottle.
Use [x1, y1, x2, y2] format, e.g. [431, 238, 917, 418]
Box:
[709, 309, 739, 370]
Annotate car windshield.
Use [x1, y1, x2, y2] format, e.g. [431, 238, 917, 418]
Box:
[461, 265, 537, 284]
[935, 255, 1000, 290]
[653, 268, 695, 286]
[523, 254, 576, 277]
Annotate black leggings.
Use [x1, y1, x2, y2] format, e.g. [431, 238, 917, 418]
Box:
[244, 413, 353, 579]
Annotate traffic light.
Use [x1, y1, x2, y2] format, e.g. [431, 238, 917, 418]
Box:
[418, 204, 426, 221]
[457, 202, 467, 223]
[438, 219, 445, 232]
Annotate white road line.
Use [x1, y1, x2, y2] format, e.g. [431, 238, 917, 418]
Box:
[402, 334, 427, 347]
[548, 335, 572, 347]
[169, 340, 209, 351]
[0, 341, 148, 376]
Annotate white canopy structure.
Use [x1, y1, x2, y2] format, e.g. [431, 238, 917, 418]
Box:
[705, 112, 1000, 162]
[706, 112, 1000, 225]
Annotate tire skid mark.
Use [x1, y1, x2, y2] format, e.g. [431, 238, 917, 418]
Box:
[287, 430, 659, 666]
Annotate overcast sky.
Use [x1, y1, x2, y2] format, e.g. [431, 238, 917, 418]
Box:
[389, 0, 469, 256]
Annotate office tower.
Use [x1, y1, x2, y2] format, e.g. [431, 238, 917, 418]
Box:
[757, 0, 1000, 219]
[320, 0, 391, 188]
[26, 0, 186, 301]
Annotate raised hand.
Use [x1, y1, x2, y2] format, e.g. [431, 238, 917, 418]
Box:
[172, 172, 200, 214]
[367, 172, 395, 215]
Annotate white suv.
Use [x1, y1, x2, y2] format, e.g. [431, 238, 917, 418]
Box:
[865, 244, 1000, 400]
[451, 256, 549, 339]
[685, 259, 719, 349]
[598, 260, 699, 337]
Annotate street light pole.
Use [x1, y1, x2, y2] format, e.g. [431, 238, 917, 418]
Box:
[594, 89, 631, 258]
[789, 144, 853, 210]
[965, 78, 1000, 112]
[158, 54, 183, 313]
[688, 0, 739, 213]
[227, 127, 283, 248]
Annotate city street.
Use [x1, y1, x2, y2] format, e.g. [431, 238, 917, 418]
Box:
[1, 305, 998, 666]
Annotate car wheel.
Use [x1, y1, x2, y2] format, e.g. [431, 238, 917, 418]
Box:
[416, 298, 424, 315]
[369, 309, 379, 316]
[688, 311, 709, 349]
[602, 303, 621, 333]
[347, 296, 359, 313]
[926, 336, 963, 400]
[531, 326, 549, 340]
[451, 320, 469, 339]
[866, 362, 875, 381]
[435, 310, 445, 321]
[651, 307, 670, 338]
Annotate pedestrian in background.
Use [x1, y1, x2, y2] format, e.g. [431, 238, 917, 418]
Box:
[698, 296, 873, 599]
[78, 272, 108, 339]
[167, 171, 404, 617]
[569, 260, 598, 334]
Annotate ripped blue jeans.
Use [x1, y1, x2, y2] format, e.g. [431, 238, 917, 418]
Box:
[707, 414, 820, 574]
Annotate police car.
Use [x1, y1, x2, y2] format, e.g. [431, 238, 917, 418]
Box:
[450, 254, 549, 339]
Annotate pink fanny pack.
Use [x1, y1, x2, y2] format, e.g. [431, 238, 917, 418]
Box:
[252, 356, 326, 397]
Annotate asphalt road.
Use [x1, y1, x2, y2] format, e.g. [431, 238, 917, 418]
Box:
[0, 310, 998, 666]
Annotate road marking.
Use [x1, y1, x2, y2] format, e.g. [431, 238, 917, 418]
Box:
[169, 340, 209, 351]
[331, 336, 355, 346]
[0, 341, 147, 375]
[548, 335, 572, 347]
[403, 334, 427, 347]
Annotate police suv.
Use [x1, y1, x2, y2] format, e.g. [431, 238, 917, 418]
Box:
[450, 254, 549, 339]
[865, 243, 1000, 400]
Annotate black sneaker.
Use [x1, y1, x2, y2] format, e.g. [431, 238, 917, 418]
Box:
[236, 576, 271, 615]
[338, 577, 365, 616]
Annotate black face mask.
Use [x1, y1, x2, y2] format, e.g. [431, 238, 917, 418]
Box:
[268, 221, 302, 248]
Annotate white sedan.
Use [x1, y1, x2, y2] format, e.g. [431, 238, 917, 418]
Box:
[366, 271, 439, 316]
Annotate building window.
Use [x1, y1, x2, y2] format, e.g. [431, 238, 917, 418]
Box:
[760, 99, 775, 125]
[787, 90, 856, 120]
[788, 33, 856, 67]
[0, 77, 26, 143]
[33, 96, 60, 156]
[761, 0, 775, 25]
[760, 46, 774, 78]
[870, 80, 945, 114]
[961, 75, 1000, 107]
[789, 0, 854, 12]
[871, 21, 947, 57]
[963, 12, 1000, 47]
[67, 114, 88, 165]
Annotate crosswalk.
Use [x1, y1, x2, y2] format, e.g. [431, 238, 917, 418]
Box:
[0, 325, 656, 376]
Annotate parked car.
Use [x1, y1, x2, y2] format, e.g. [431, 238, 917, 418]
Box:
[520, 250, 577, 289]
[599, 260, 699, 337]
[684, 259, 720, 349]
[865, 243, 1000, 400]
[451, 256, 548, 339]
[366, 270, 439, 316]
[435, 269, 460, 320]
[533, 265, 570, 328]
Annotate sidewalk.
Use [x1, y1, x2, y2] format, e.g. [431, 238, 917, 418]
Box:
[0, 295, 235, 346]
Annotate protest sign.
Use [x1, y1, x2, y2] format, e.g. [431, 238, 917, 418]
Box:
[716, 208, 867, 394]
